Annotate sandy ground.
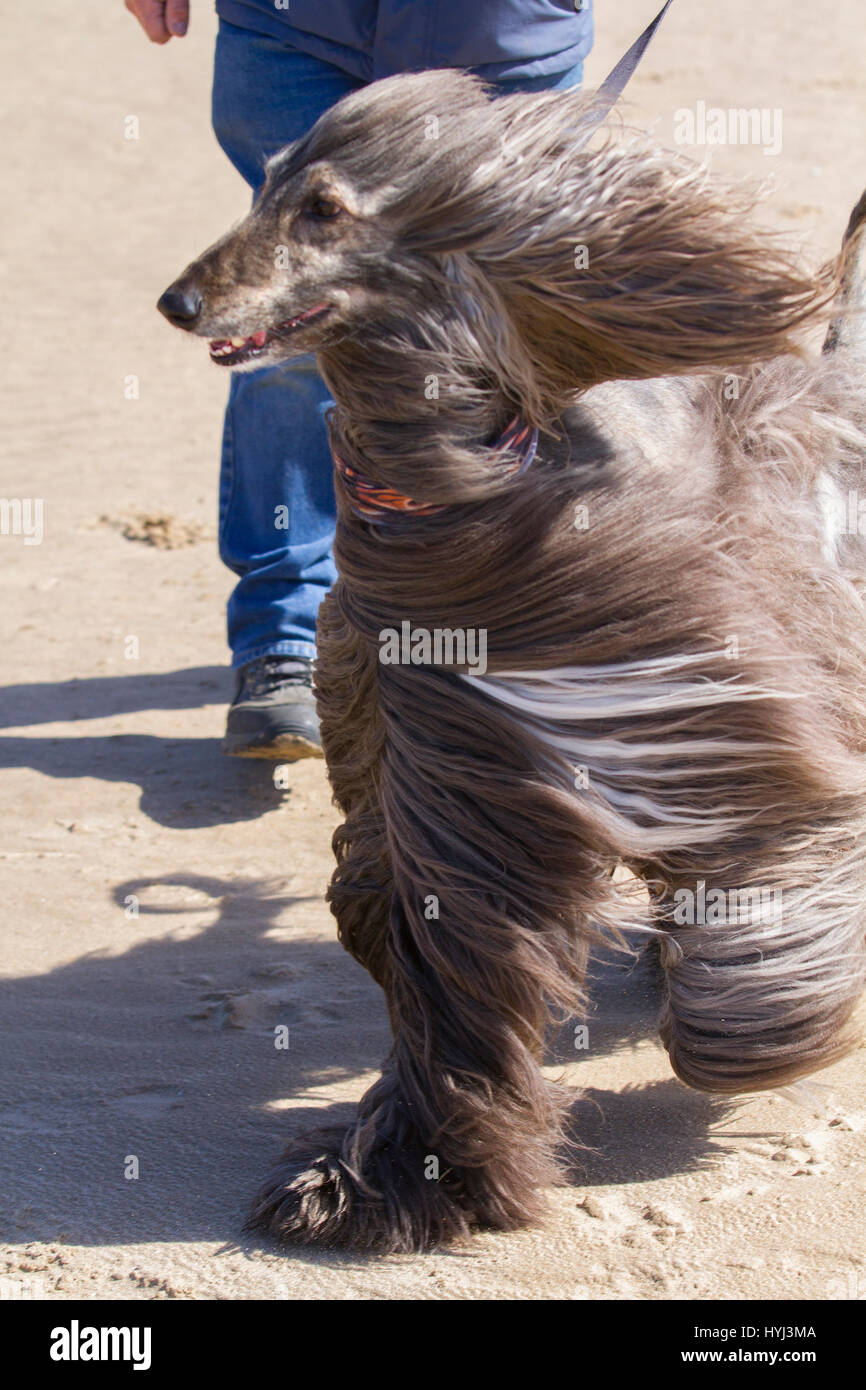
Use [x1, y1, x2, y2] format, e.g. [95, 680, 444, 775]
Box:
[1, 1, 865, 1302]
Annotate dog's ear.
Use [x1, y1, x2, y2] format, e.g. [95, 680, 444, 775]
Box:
[471, 118, 835, 414]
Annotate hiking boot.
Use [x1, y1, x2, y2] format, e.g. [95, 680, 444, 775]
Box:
[222, 655, 323, 760]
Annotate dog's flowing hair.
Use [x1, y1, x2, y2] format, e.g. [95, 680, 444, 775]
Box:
[163, 70, 866, 1251]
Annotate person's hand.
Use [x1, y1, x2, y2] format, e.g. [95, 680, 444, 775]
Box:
[125, 0, 190, 44]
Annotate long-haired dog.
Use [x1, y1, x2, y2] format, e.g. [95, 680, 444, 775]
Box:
[159, 70, 866, 1252]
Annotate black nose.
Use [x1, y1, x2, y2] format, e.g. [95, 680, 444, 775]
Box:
[157, 284, 202, 329]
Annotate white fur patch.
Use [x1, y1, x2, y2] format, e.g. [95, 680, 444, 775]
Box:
[464, 655, 799, 856]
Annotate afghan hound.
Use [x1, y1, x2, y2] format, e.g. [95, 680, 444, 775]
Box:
[158, 70, 866, 1252]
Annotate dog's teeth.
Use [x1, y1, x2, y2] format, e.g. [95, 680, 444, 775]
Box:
[230, 337, 247, 348]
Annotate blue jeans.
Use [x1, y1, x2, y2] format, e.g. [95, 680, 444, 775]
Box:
[212, 19, 583, 666]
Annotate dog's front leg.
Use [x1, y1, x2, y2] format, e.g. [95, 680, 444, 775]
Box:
[249, 665, 609, 1252]
[314, 586, 395, 986]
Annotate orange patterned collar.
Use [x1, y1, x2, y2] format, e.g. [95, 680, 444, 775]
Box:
[333, 415, 539, 524]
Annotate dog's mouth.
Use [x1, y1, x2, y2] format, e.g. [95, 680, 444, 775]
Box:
[208, 303, 334, 365]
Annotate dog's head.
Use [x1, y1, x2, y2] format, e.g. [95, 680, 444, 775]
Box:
[157, 71, 506, 371]
[159, 69, 833, 416]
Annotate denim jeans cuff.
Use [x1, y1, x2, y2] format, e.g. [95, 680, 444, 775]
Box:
[231, 639, 318, 668]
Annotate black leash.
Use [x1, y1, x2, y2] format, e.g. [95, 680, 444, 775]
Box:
[589, 0, 674, 123]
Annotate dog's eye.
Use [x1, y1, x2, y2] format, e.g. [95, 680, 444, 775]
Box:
[308, 195, 344, 220]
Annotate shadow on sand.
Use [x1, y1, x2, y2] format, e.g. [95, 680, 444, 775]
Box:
[0, 666, 289, 828]
[0, 874, 730, 1264]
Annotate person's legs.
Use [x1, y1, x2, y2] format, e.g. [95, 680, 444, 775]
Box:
[211, 21, 363, 756]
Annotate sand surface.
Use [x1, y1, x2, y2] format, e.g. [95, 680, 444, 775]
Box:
[1, 1, 865, 1301]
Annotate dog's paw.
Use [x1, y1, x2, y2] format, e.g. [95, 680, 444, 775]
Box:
[247, 1126, 475, 1254]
